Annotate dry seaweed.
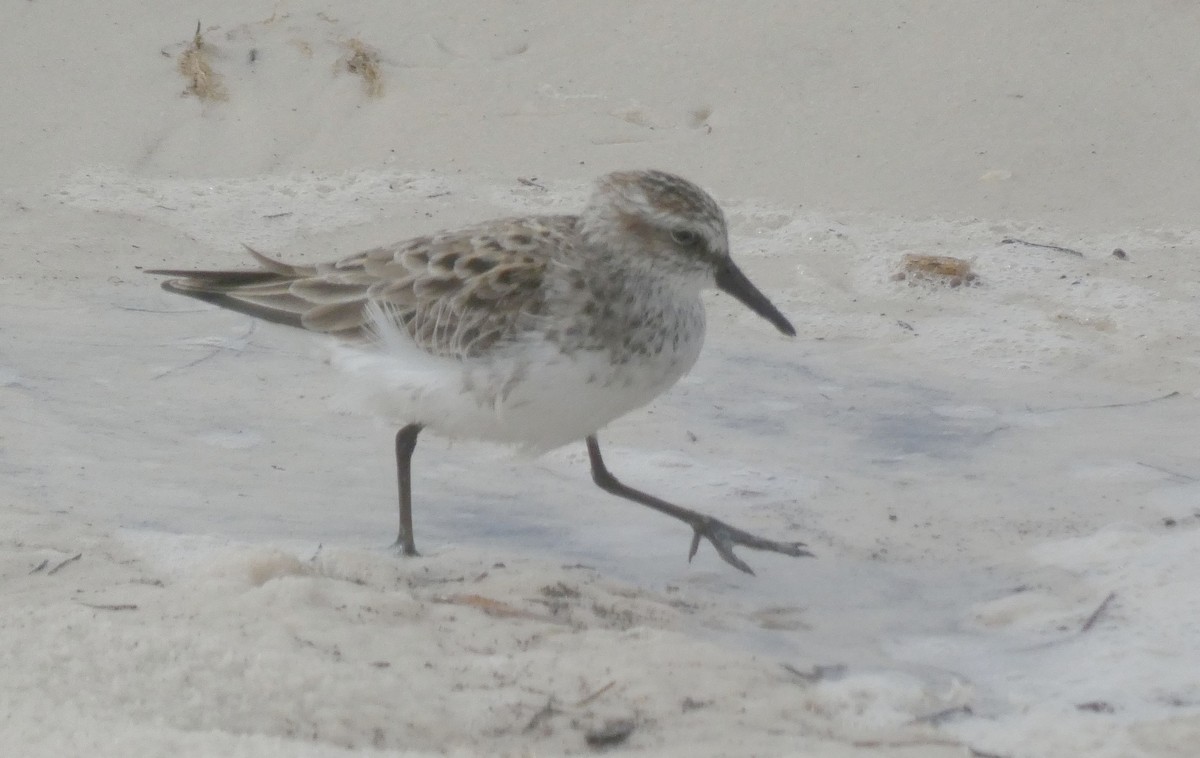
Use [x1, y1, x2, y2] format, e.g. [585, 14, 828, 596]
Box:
[341, 38, 384, 97]
[178, 22, 228, 101]
[893, 253, 978, 287]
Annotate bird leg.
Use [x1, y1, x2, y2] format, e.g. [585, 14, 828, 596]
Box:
[394, 423, 423, 556]
[584, 435, 812, 575]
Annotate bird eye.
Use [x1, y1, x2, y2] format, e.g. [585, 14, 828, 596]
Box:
[671, 228, 700, 246]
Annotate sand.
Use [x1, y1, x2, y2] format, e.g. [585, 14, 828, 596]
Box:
[2, 2, 1199, 756]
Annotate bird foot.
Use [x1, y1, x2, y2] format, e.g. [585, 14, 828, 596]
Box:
[392, 536, 420, 557]
[686, 516, 813, 575]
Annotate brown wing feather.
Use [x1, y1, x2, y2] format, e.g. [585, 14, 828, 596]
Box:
[147, 216, 577, 356]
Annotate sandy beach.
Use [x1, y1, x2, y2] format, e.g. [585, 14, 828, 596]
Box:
[3, 2, 1199, 756]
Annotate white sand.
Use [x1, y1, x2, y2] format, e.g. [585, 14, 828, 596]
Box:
[2, 2, 1199, 756]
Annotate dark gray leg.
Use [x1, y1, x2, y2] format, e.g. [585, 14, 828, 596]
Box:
[585, 435, 812, 575]
[394, 423, 423, 556]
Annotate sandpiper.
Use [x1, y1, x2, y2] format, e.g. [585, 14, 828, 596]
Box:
[149, 170, 811, 573]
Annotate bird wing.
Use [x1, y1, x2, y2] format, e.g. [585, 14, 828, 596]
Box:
[148, 215, 577, 358]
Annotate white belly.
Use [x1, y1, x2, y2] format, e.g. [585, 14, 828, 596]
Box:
[332, 329, 704, 453]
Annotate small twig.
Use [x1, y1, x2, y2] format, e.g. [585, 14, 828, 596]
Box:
[782, 663, 812, 681]
[79, 602, 139, 611]
[433, 593, 537, 619]
[1135, 461, 1198, 482]
[851, 738, 969, 750]
[29, 559, 49, 574]
[781, 662, 846, 683]
[910, 704, 973, 725]
[575, 681, 615, 707]
[153, 320, 257, 379]
[47, 553, 82, 575]
[1000, 236, 1083, 257]
[1081, 592, 1116, 633]
[853, 738, 1007, 757]
[1031, 391, 1180, 414]
[262, 211, 293, 220]
[523, 699, 559, 733]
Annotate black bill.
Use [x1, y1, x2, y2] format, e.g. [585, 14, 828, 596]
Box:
[714, 260, 796, 336]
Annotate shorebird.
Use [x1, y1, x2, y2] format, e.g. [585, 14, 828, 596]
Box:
[148, 170, 811, 573]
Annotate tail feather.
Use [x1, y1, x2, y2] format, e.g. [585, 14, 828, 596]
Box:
[147, 245, 367, 335]
[158, 281, 308, 330]
[145, 269, 283, 287]
[242, 244, 315, 276]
